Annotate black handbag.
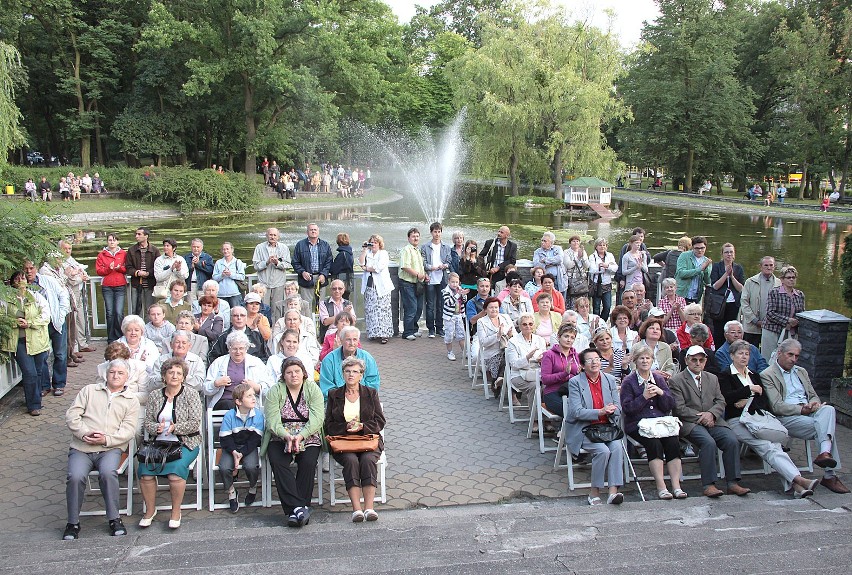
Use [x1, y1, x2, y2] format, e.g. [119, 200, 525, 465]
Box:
[582, 422, 624, 443]
[569, 268, 589, 296]
[135, 440, 182, 473]
[703, 287, 727, 320]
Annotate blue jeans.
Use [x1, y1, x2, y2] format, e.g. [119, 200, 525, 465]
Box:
[400, 280, 423, 337]
[592, 288, 612, 323]
[102, 285, 126, 343]
[425, 280, 446, 334]
[14, 339, 47, 411]
[42, 322, 68, 391]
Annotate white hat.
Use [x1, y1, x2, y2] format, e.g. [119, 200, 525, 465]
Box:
[648, 307, 665, 317]
[243, 293, 262, 304]
[685, 345, 707, 357]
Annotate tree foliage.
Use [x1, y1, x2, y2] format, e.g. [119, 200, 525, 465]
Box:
[0, 42, 25, 165]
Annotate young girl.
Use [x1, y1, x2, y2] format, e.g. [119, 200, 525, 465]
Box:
[441, 273, 467, 361]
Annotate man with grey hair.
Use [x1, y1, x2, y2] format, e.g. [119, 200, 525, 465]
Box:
[739, 256, 780, 348]
[63, 359, 139, 540]
[715, 320, 768, 374]
[151, 331, 206, 392]
[59, 239, 95, 355]
[532, 231, 566, 295]
[183, 238, 214, 302]
[319, 326, 380, 398]
[252, 227, 291, 307]
[208, 306, 268, 364]
[761, 339, 849, 493]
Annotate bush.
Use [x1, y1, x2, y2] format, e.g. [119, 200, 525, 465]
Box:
[0, 165, 262, 213]
[505, 195, 565, 207]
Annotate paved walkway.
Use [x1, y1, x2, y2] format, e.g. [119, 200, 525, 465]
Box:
[0, 334, 850, 534]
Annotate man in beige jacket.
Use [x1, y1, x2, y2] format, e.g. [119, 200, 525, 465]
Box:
[738, 256, 780, 349]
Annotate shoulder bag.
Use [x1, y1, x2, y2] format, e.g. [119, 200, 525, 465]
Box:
[326, 434, 380, 453]
[135, 439, 182, 473]
[569, 267, 589, 297]
[703, 286, 727, 320]
[739, 397, 789, 444]
[638, 415, 682, 438]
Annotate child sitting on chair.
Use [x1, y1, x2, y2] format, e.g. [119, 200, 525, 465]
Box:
[218, 384, 265, 512]
[442, 272, 467, 362]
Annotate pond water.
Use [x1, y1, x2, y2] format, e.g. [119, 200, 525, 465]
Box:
[68, 187, 852, 317]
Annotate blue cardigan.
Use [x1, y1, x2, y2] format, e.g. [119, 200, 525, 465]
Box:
[319, 347, 380, 399]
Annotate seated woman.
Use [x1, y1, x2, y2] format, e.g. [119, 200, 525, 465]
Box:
[620, 344, 686, 500]
[718, 340, 819, 498]
[505, 312, 547, 409]
[283, 282, 312, 317]
[658, 277, 687, 333]
[195, 295, 224, 346]
[262, 357, 324, 527]
[145, 303, 176, 355]
[204, 331, 273, 410]
[174, 311, 209, 362]
[525, 266, 545, 300]
[118, 314, 160, 372]
[244, 293, 272, 341]
[268, 328, 320, 383]
[95, 341, 150, 404]
[319, 311, 358, 363]
[564, 348, 624, 506]
[608, 305, 638, 354]
[540, 324, 581, 417]
[635, 317, 676, 379]
[270, 309, 321, 359]
[191, 280, 231, 329]
[531, 273, 565, 315]
[678, 323, 720, 375]
[574, 297, 602, 342]
[159, 280, 191, 326]
[533, 292, 562, 348]
[677, 303, 715, 351]
[138, 358, 203, 530]
[250, 283, 273, 323]
[324, 356, 386, 522]
[590, 326, 627, 384]
[476, 297, 514, 397]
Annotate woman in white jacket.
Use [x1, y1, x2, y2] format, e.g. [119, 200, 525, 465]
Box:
[203, 331, 273, 410]
[153, 238, 189, 299]
[359, 234, 394, 343]
[505, 313, 546, 409]
[586, 238, 618, 322]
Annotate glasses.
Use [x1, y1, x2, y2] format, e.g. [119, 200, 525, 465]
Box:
[584, 357, 601, 364]
[694, 246, 706, 250]
[783, 276, 797, 280]
[343, 369, 363, 375]
[687, 356, 707, 362]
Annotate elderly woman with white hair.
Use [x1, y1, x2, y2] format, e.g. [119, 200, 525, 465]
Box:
[118, 314, 160, 371]
[204, 331, 272, 410]
[270, 308, 320, 358]
[506, 312, 547, 408]
[192, 280, 231, 329]
[658, 277, 686, 333]
[533, 231, 567, 298]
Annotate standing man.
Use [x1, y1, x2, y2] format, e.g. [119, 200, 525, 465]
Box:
[291, 223, 333, 311]
[252, 227, 291, 310]
[63, 359, 139, 540]
[421, 222, 451, 338]
[675, 235, 711, 304]
[480, 226, 517, 292]
[24, 259, 71, 396]
[398, 227, 427, 340]
[125, 227, 160, 316]
[40, 252, 82, 369]
[183, 238, 214, 302]
[761, 265, 805, 362]
[60, 240, 95, 356]
[738, 256, 780, 348]
[762, 339, 849, 493]
[669, 345, 750, 498]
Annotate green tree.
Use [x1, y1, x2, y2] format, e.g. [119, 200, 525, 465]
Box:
[0, 42, 25, 165]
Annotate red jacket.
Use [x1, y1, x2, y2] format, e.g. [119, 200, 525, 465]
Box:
[96, 248, 128, 287]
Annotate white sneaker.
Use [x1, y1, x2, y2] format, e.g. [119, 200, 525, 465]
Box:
[405, 335, 416, 341]
[415, 332, 422, 337]
[447, 351, 456, 361]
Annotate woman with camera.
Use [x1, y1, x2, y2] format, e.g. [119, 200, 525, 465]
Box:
[359, 235, 394, 344]
[458, 240, 486, 301]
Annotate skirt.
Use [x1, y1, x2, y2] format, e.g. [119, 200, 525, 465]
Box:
[364, 287, 393, 338]
[138, 445, 200, 480]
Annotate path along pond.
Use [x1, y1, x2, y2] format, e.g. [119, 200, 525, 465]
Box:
[67, 187, 852, 318]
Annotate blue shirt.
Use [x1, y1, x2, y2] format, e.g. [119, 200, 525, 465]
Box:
[466, 295, 487, 323]
[780, 364, 808, 404]
[715, 341, 768, 374]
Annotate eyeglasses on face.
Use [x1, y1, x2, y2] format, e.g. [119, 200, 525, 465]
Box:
[343, 369, 363, 375]
[687, 356, 707, 362]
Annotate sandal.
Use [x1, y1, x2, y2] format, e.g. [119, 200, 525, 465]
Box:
[380, 338, 388, 344]
[673, 489, 688, 499]
[352, 510, 365, 523]
[587, 495, 603, 506]
[658, 489, 673, 500]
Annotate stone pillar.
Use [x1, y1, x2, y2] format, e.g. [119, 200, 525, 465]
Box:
[795, 309, 850, 396]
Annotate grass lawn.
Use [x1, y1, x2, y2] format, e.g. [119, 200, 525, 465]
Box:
[0, 196, 173, 216]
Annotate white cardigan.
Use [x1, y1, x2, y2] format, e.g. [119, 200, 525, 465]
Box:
[360, 249, 394, 298]
[203, 353, 273, 407]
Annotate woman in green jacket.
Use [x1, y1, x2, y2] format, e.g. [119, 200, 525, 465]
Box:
[3, 271, 51, 416]
[261, 357, 324, 528]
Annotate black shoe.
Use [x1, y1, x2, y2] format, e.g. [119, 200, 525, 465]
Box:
[109, 518, 126, 536]
[288, 508, 301, 528]
[244, 491, 257, 506]
[297, 506, 311, 527]
[63, 523, 80, 540]
[229, 495, 239, 513]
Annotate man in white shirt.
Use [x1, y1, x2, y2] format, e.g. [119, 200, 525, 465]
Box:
[421, 222, 451, 337]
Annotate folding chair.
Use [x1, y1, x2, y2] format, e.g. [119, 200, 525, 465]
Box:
[526, 384, 561, 454]
[328, 430, 387, 506]
[465, 319, 474, 378]
[206, 409, 265, 511]
[263, 454, 323, 508]
[498, 363, 531, 423]
[80, 437, 136, 517]
[553, 397, 592, 491]
[470, 349, 491, 399]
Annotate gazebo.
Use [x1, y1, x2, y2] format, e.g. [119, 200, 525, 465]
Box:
[563, 177, 613, 207]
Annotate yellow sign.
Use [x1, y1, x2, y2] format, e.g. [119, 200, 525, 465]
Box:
[788, 172, 803, 183]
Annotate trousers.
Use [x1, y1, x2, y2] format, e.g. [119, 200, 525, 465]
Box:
[267, 442, 320, 514]
[66, 447, 122, 523]
[686, 424, 741, 486]
[728, 418, 800, 490]
[779, 405, 840, 470]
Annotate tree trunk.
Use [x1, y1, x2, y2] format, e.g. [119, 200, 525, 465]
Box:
[243, 77, 256, 179]
[509, 149, 519, 197]
[552, 145, 563, 199]
[685, 145, 694, 193]
[93, 100, 105, 166]
[800, 163, 809, 199]
[70, 33, 90, 168]
[714, 175, 723, 195]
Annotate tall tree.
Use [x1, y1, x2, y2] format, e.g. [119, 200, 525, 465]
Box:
[0, 42, 25, 165]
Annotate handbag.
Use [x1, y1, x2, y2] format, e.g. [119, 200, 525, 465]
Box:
[638, 416, 682, 438]
[234, 278, 249, 296]
[703, 286, 727, 320]
[152, 285, 169, 299]
[739, 397, 788, 443]
[326, 434, 380, 453]
[569, 268, 589, 296]
[582, 422, 624, 443]
[135, 440, 182, 473]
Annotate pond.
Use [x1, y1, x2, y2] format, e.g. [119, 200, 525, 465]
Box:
[67, 187, 852, 317]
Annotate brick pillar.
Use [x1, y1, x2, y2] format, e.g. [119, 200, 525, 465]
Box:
[796, 309, 850, 396]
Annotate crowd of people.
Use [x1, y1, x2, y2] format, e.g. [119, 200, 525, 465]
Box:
[260, 160, 371, 199]
[3, 219, 846, 540]
[23, 172, 106, 202]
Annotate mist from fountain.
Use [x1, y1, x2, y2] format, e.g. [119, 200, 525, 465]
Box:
[360, 109, 467, 224]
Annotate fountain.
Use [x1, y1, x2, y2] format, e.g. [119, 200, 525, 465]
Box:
[358, 109, 467, 223]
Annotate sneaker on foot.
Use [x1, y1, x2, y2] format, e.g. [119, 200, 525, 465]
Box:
[405, 334, 416, 341]
[244, 491, 257, 506]
[229, 490, 239, 513]
[447, 351, 456, 361]
[109, 518, 126, 536]
[428, 332, 436, 338]
[63, 523, 80, 540]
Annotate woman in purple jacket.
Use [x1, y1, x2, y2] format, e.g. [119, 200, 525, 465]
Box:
[620, 343, 687, 500]
[539, 324, 581, 417]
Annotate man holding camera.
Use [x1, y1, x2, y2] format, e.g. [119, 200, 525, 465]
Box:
[399, 228, 427, 340]
[252, 227, 291, 308]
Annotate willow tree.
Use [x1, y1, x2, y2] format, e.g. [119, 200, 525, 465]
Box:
[0, 42, 25, 166]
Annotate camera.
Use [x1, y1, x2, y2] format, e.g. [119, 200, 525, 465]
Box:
[470, 247, 477, 253]
[362, 242, 374, 248]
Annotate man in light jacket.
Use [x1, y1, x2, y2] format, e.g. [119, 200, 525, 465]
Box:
[738, 256, 780, 348]
[421, 222, 452, 337]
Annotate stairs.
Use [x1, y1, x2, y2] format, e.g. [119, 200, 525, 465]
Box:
[588, 202, 616, 219]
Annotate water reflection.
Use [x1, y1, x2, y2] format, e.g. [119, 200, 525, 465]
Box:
[66, 191, 852, 317]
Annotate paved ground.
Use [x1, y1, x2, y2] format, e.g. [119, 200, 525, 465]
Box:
[0, 333, 850, 538]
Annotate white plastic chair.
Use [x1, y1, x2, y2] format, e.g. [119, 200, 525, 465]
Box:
[80, 437, 136, 517]
[498, 363, 532, 423]
[140, 432, 203, 513]
[526, 384, 561, 454]
[205, 409, 265, 511]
